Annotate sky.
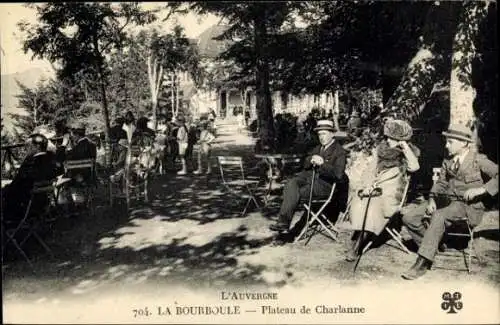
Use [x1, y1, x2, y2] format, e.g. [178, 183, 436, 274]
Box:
[0, 3, 220, 76]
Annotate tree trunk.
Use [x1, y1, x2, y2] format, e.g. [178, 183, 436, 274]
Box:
[96, 62, 112, 167]
[175, 73, 180, 116]
[332, 89, 340, 130]
[254, 12, 275, 150]
[449, 1, 490, 128]
[383, 2, 458, 122]
[383, 47, 441, 122]
[147, 54, 163, 130]
[171, 72, 175, 117]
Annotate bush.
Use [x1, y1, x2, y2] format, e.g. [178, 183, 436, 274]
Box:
[275, 113, 298, 152]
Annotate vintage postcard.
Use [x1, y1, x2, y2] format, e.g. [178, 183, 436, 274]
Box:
[1, 2, 498, 324]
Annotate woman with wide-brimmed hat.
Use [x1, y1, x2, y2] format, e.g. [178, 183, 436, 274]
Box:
[346, 118, 420, 261]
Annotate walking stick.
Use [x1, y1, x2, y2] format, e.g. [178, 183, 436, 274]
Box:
[353, 186, 380, 273]
[302, 166, 317, 237]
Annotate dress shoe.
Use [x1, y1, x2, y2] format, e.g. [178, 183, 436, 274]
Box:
[345, 247, 358, 262]
[271, 232, 294, 246]
[401, 256, 433, 280]
[438, 242, 447, 252]
[269, 221, 289, 232]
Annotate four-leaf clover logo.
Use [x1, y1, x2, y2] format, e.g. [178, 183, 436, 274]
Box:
[441, 291, 463, 314]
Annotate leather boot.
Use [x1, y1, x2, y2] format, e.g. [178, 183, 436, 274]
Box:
[401, 256, 433, 280]
[345, 232, 370, 262]
[345, 238, 361, 262]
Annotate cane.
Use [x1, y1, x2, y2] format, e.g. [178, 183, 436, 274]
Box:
[302, 165, 317, 237]
[353, 186, 381, 273]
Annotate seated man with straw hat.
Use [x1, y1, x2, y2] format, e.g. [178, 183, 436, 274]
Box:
[401, 124, 498, 280]
[269, 120, 350, 239]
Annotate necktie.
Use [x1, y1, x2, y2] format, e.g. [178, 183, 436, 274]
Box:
[452, 158, 460, 173]
[320, 146, 325, 155]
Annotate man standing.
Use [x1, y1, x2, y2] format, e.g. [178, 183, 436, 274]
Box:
[401, 124, 498, 280]
[269, 120, 349, 236]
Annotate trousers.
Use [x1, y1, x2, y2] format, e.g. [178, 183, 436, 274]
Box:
[278, 170, 333, 225]
[402, 200, 477, 261]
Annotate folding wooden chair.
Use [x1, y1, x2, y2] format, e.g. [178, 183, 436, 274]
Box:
[359, 175, 412, 255]
[441, 217, 484, 273]
[295, 183, 339, 244]
[261, 154, 303, 206]
[217, 156, 260, 216]
[430, 167, 484, 273]
[126, 144, 151, 208]
[64, 158, 97, 217]
[2, 180, 56, 269]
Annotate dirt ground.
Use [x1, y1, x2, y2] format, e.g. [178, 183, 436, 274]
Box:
[2, 120, 499, 323]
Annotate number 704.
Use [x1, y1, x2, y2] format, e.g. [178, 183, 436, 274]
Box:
[133, 307, 151, 317]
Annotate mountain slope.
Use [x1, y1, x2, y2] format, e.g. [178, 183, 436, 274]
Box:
[1, 67, 52, 133]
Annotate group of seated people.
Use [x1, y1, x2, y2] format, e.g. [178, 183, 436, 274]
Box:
[1, 108, 216, 226]
[268, 118, 498, 280]
[2, 120, 98, 225]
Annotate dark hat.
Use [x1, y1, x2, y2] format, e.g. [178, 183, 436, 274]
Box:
[175, 115, 186, 124]
[442, 124, 473, 142]
[115, 117, 125, 125]
[383, 119, 413, 141]
[313, 120, 336, 132]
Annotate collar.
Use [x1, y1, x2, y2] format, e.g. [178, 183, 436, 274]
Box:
[33, 151, 47, 157]
[322, 139, 336, 151]
[454, 148, 470, 165]
[77, 137, 89, 144]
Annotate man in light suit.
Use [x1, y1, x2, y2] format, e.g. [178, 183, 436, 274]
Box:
[269, 120, 349, 237]
[402, 124, 498, 280]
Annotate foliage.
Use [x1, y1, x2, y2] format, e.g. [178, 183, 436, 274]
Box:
[18, 2, 158, 145]
[471, 1, 498, 162]
[19, 3, 157, 78]
[274, 112, 298, 152]
[8, 78, 86, 140]
[132, 25, 202, 122]
[169, 2, 308, 149]
[106, 48, 149, 119]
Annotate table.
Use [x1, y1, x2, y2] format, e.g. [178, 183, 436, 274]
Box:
[1, 177, 69, 190]
[55, 176, 72, 187]
[254, 153, 305, 205]
[1, 179, 12, 188]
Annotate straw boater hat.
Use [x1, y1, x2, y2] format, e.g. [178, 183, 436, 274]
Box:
[383, 119, 413, 141]
[314, 120, 336, 132]
[69, 120, 86, 131]
[442, 124, 473, 142]
[31, 125, 56, 139]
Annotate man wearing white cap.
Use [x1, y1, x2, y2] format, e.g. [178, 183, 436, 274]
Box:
[401, 124, 498, 280]
[269, 120, 349, 236]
